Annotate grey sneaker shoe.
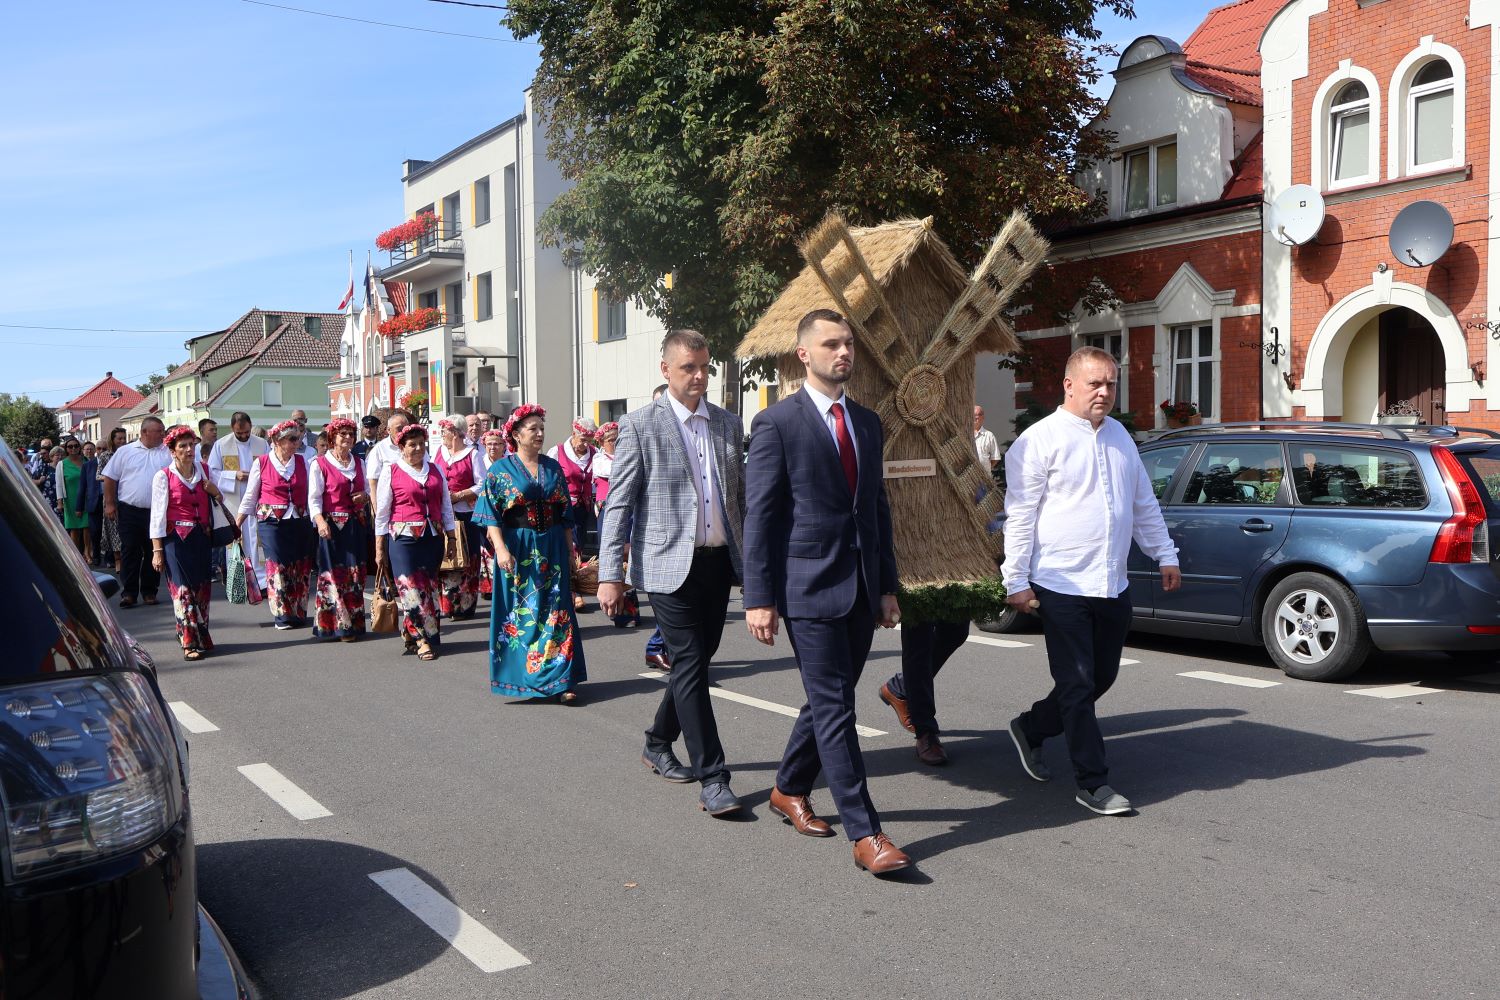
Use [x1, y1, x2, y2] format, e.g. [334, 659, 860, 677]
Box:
[641, 746, 694, 783]
[1008, 716, 1051, 782]
[1076, 785, 1134, 816]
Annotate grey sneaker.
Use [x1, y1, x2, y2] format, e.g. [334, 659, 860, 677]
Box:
[1008, 716, 1051, 782]
[1076, 785, 1134, 816]
[698, 782, 743, 817]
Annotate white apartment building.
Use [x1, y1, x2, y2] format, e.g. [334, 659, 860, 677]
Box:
[371, 92, 761, 437]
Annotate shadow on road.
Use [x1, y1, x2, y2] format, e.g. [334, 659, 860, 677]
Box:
[198, 838, 456, 1000]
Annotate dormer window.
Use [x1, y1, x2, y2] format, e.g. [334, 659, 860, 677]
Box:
[1329, 81, 1372, 184]
[1123, 140, 1177, 215]
[1409, 60, 1455, 169]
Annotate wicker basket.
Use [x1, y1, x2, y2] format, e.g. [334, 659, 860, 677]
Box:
[571, 557, 600, 596]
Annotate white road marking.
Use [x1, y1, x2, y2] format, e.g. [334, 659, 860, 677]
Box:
[1120, 658, 1141, 666]
[168, 701, 219, 733]
[1178, 670, 1281, 689]
[638, 673, 887, 737]
[236, 763, 332, 820]
[1346, 683, 1444, 699]
[964, 634, 1032, 649]
[369, 868, 530, 973]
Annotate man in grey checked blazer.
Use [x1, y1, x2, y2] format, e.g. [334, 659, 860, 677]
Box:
[599, 329, 747, 816]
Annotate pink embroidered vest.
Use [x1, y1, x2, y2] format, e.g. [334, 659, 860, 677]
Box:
[166, 463, 212, 536]
[391, 464, 445, 525]
[554, 443, 594, 509]
[257, 453, 309, 513]
[435, 448, 476, 495]
[316, 455, 366, 515]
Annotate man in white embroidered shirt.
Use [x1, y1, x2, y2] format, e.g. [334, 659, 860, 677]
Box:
[1001, 346, 1181, 817]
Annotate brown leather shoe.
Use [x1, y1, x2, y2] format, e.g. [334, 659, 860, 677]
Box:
[853, 832, 912, 875]
[768, 787, 834, 838]
[879, 682, 915, 733]
[644, 653, 672, 672]
[915, 732, 949, 766]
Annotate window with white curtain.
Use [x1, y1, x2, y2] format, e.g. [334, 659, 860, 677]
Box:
[1409, 60, 1455, 169]
[1171, 324, 1215, 420]
[1122, 140, 1177, 214]
[1329, 81, 1373, 185]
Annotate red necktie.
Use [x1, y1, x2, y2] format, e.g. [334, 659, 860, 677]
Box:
[831, 402, 858, 495]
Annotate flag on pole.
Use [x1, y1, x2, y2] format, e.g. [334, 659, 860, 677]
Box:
[336, 253, 355, 311]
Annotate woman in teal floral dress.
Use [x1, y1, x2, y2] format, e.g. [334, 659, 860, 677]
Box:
[474, 404, 587, 703]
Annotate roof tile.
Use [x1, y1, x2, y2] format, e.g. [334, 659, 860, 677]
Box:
[62, 374, 144, 411]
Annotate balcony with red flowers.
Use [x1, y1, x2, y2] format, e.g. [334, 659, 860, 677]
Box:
[375, 212, 464, 283]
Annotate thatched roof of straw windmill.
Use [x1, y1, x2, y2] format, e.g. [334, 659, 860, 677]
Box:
[737, 217, 1020, 362]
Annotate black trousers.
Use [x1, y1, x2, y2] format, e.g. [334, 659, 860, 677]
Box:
[116, 502, 160, 601]
[776, 580, 879, 841]
[886, 620, 970, 736]
[1018, 584, 1132, 790]
[645, 547, 732, 786]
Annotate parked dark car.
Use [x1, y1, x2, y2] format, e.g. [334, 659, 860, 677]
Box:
[0, 441, 206, 997]
[988, 422, 1500, 681]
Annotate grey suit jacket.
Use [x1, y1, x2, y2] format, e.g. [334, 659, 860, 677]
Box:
[598, 394, 745, 594]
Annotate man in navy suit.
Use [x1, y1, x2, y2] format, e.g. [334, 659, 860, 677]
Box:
[742, 308, 910, 876]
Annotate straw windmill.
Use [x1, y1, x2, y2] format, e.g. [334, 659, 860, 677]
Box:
[737, 212, 1048, 588]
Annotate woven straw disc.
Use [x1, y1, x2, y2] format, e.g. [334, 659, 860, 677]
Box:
[894, 363, 947, 426]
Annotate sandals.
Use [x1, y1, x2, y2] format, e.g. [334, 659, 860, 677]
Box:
[558, 691, 579, 705]
[415, 639, 438, 661]
[183, 649, 204, 661]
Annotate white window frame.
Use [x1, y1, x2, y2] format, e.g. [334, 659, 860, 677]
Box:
[1169, 323, 1218, 422]
[1081, 330, 1128, 411]
[262, 379, 282, 408]
[1329, 84, 1373, 186]
[1119, 138, 1177, 217]
[1312, 62, 1381, 191]
[1389, 40, 1465, 177]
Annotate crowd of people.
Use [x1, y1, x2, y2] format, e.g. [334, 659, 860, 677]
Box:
[29, 316, 1179, 878]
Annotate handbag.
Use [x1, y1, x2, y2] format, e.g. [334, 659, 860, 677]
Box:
[210, 497, 241, 547]
[225, 541, 247, 604]
[370, 566, 399, 633]
[244, 550, 264, 606]
[439, 522, 469, 572]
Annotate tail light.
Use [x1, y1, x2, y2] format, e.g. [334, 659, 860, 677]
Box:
[1430, 447, 1491, 564]
[0, 672, 183, 881]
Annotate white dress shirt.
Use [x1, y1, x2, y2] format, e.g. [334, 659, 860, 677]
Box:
[974, 426, 1003, 468]
[307, 452, 363, 517]
[364, 437, 401, 490]
[666, 393, 727, 547]
[1001, 408, 1178, 599]
[374, 458, 456, 536]
[237, 451, 305, 517]
[148, 462, 209, 539]
[802, 383, 859, 474]
[102, 440, 172, 508]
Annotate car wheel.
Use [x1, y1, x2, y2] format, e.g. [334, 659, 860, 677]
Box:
[975, 605, 1026, 634]
[1260, 572, 1372, 681]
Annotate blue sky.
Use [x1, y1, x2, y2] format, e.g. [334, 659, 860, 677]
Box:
[0, 0, 1209, 404]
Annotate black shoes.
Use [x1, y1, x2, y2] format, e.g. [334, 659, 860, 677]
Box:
[641, 746, 694, 783]
[698, 782, 743, 817]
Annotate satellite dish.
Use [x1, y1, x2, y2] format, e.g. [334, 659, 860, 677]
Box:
[1269, 185, 1326, 246]
[1389, 200, 1454, 267]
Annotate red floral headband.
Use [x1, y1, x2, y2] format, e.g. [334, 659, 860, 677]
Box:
[571, 417, 597, 438]
[324, 417, 357, 438]
[268, 419, 302, 441]
[163, 424, 198, 448]
[436, 417, 464, 439]
[596, 421, 619, 438]
[481, 429, 506, 443]
[397, 424, 429, 445]
[503, 404, 547, 443]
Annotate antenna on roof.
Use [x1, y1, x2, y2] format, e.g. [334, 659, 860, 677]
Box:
[1388, 200, 1454, 267]
[1268, 185, 1325, 246]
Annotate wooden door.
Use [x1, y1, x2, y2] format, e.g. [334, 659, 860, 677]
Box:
[1379, 308, 1445, 424]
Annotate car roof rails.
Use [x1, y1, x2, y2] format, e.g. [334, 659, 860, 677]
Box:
[1155, 421, 1410, 441]
[1421, 425, 1500, 440]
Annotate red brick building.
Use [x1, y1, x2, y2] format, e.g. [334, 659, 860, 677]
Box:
[1016, 0, 1499, 432]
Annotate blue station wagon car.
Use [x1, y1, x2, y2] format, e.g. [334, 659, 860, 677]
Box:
[1119, 422, 1500, 680]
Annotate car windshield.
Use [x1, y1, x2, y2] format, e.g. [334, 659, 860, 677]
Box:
[0, 448, 122, 680]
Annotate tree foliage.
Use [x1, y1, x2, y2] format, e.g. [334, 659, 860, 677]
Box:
[505, 0, 1131, 363]
[135, 364, 175, 399]
[0, 395, 61, 449]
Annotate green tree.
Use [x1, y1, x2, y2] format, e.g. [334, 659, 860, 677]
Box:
[135, 364, 175, 399]
[505, 0, 1129, 364]
[0, 396, 61, 449]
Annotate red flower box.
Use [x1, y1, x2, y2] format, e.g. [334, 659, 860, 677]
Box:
[378, 307, 444, 338]
[375, 212, 438, 251]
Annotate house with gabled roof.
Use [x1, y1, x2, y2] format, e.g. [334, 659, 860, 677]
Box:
[56, 372, 144, 442]
[117, 391, 159, 442]
[158, 308, 342, 431]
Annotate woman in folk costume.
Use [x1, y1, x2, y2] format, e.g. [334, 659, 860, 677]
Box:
[549, 415, 597, 550]
[591, 421, 639, 629]
[434, 418, 484, 620]
[236, 418, 316, 630]
[374, 424, 456, 660]
[474, 404, 586, 704]
[476, 428, 507, 602]
[149, 425, 224, 660]
[309, 418, 371, 641]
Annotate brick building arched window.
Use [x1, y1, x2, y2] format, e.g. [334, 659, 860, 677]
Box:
[1389, 40, 1466, 177]
[1311, 63, 1381, 191]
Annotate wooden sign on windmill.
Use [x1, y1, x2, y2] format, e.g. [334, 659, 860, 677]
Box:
[737, 212, 1049, 587]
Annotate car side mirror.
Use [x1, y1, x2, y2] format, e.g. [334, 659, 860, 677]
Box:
[94, 572, 121, 599]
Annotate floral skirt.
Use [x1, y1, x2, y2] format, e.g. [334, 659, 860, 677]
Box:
[478, 523, 495, 599]
[489, 524, 585, 698]
[313, 516, 367, 639]
[439, 512, 482, 620]
[260, 516, 314, 626]
[390, 532, 442, 651]
[163, 526, 213, 652]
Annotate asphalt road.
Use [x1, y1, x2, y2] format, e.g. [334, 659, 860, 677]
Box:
[128, 589, 1500, 1000]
